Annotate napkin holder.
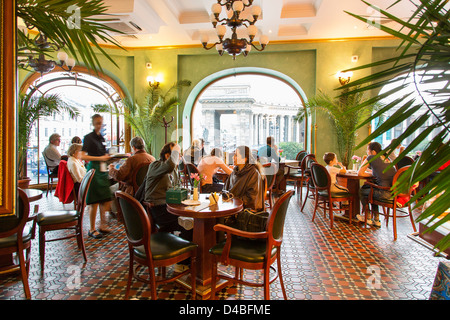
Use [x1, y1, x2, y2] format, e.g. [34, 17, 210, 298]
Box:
[166, 188, 188, 204]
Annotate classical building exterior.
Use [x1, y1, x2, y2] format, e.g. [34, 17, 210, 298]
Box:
[196, 84, 303, 151]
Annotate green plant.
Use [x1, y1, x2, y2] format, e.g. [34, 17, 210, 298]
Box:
[341, 0, 450, 252]
[18, 93, 79, 178]
[296, 87, 379, 167]
[94, 80, 191, 155]
[17, 0, 125, 73]
[278, 141, 304, 160]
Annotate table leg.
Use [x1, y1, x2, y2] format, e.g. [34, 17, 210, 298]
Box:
[176, 217, 231, 299]
[193, 218, 215, 286]
[346, 179, 361, 219]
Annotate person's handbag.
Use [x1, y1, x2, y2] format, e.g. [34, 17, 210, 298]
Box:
[233, 208, 269, 233]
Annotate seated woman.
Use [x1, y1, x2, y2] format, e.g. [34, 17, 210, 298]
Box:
[197, 148, 232, 193]
[66, 143, 86, 196]
[224, 145, 265, 211]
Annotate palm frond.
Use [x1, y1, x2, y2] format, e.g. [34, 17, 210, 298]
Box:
[341, 0, 450, 252]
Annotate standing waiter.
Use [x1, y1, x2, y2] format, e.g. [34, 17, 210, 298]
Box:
[81, 114, 113, 239]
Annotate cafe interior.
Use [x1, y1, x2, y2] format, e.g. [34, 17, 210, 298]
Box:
[0, 0, 449, 302]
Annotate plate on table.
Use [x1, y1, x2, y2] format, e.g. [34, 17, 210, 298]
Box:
[182, 199, 201, 206]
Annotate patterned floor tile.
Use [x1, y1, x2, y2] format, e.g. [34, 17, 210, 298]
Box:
[0, 187, 446, 300]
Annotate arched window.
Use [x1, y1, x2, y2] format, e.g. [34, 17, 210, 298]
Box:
[372, 71, 447, 156]
[190, 74, 306, 160]
[21, 71, 125, 185]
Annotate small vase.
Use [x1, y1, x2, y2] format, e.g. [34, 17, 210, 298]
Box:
[352, 163, 358, 171]
[193, 187, 199, 201]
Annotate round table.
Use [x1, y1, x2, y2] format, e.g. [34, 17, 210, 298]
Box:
[167, 195, 243, 299]
[337, 170, 373, 219]
[24, 189, 43, 202]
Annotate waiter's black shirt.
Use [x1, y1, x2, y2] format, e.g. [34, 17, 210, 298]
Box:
[82, 130, 107, 156]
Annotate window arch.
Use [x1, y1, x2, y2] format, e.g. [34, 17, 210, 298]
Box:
[182, 67, 309, 159]
[20, 68, 127, 186]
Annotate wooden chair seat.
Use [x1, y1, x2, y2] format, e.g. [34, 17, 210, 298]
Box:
[133, 232, 198, 261]
[0, 224, 33, 248]
[36, 210, 78, 226]
[210, 237, 277, 263]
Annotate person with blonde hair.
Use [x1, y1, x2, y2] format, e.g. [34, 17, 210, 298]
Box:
[66, 143, 86, 195]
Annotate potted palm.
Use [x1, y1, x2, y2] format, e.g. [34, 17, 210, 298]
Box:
[94, 80, 191, 155]
[295, 86, 380, 168]
[341, 0, 449, 252]
[18, 93, 79, 186]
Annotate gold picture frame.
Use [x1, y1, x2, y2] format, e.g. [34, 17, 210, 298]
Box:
[0, 0, 17, 218]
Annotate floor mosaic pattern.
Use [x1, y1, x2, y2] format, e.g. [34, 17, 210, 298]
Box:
[0, 187, 446, 300]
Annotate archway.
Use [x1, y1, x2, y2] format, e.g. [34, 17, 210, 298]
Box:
[20, 67, 129, 186]
[182, 67, 309, 156]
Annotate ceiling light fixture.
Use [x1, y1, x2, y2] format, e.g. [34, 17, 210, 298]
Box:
[201, 0, 269, 60]
[21, 33, 76, 76]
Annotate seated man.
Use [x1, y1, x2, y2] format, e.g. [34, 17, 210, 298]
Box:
[43, 133, 62, 174]
[144, 142, 192, 240]
[357, 141, 396, 228]
[257, 136, 284, 191]
[109, 136, 155, 195]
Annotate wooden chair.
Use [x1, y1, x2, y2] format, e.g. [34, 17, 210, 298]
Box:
[395, 156, 414, 170]
[362, 166, 417, 240]
[115, 191, 198, 300]
[186, 163, 202, 192]
[300, 155, 317, 212]
[42, 153, 58, 196]
[131, 162, 151, 195]
[36, 169, 95, 273]
[262, 163, 277, 209]
[209, 190, 294, 300]
[285, 151, 309, 205]
[0, 188, 37, 299]
[178, 156, 190, 188]
[310, 163, 354, 229]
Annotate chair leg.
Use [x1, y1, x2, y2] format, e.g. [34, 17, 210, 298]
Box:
[348, 200, 353, 225]
[149, 269, 157, 300]
[312, 196, 319, 222]
[77, 225, 87, 262]
[39, 229, 45, 274]
[329, 199, 334, 229]
[408, 204, 417, 233]
[263, 263, 270, 300]
[301, 184, 309, 212]
[18, 248, 31, 299]
[210, 259, 218, 300]
[125, 254, 134, 300]
[393, 207, 397, 241]
[190, 257, 196, 300]
[276, 249, 287, 300]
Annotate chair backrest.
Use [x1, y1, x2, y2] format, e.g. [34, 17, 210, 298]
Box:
[132, 162, 151, 194]
[41, 152, 54, 174]
[262, 163, 277, 191]
[267, 190, 294, 241]
[395, 156, 414, 170]
[392, 165, 417, 197]
[76, 169, 95, 216]
[310, 163, 331, 191]
[300, 153, 315, 172]
[0, 188, 30, 239]
[186, 163, 200, 187]
[115, 191, 152, 248]
[296, 150, 308, 163]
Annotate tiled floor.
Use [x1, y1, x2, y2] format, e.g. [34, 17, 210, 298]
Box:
[0, 187, 446, 300]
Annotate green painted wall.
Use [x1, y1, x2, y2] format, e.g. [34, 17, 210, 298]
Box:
[19, 37, 404, 164]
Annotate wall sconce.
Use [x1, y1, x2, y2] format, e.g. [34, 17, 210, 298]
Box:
[336, 71, 353, 85]
[147, 74, 163, 89]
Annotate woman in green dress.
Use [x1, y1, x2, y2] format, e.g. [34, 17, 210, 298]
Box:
[81, 114, 112, 239]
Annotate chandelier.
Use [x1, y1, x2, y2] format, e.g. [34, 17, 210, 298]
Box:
[201, 0, 269, 59]
[19, 32, 76, 76]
